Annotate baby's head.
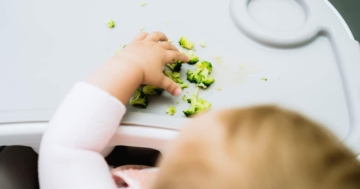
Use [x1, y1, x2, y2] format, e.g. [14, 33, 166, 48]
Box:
[151, 106, 360, 189]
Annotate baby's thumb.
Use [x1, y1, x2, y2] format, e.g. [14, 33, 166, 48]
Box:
[160, 77, 182, 96]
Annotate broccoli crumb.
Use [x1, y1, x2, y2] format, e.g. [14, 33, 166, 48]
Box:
[182, 95, 187, 102]
[182, 51, 199, 65]
[215, 57, 223, 65]
[140, 27, 145, 32]
[176, 102, 179, 104]
[140, 1, 147, 6]
[261, 78, 268, 81]
[179, 36, 195, 50]
[115, 49, 122, 55]
[166, 106, 176, 116]
[107, 20, 115, 28]
[115, 44, 127, 55]
[200, 40, 206, 48]
[166, 21, 171, 25]
[217, 88, 222, 91]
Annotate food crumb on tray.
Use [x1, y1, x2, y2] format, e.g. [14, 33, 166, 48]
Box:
[200, 40, 206, 48]
[140, 1, 147, 6]
[107, 20, 115, 28]
[166, 106, 176, 116]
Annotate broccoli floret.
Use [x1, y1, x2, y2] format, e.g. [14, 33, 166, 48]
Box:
[196, 61, 213, 73]
[183, 51, 199, 65]
[186, 61, 215, 89]
[166, 106, 176, 116]
[178, 82, 189, 89]
[142, 85, 164, 96]
[107, 20, 115, 28]
[179, 36, 194, 50]
[129, 89, 148, 108]
[164, 70, 189, 89]
[177, 51, 199, 65]
[166, 62, 182, 72]
[183, 87, 212, 117]
[188, 54, 199, 64]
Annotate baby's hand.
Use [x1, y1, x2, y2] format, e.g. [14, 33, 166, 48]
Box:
[87, 32, 188, 104]
[119, 32, 189, 96]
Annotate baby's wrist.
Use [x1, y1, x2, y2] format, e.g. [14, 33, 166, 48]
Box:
[86, 55, 144, 104]
[110, 55, 144, 84]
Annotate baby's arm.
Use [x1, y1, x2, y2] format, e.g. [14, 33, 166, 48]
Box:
[39, 32, 189, 189]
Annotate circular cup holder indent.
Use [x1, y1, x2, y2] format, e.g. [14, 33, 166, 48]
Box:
[248, 0, 306, 32]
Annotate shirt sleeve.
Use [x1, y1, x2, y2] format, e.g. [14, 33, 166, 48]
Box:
[39, 82, 126, 189]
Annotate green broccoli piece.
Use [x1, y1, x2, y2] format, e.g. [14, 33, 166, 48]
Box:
[166, 62, 182, 72]
[188, 54, 199, 64]
[129, 89, 148, 108]
[107, 20, 115, 28]
[166, 106, 176, 116]
[179, 36, 194, 50]
[183, 51, 199, 65]
[177, 51, 199, 65]
[183, 87, 212, 117]
[187, 61, 215, 89]
[182, 95, 187, 102]
[165, 70, 189, 89]
[178, 82, 189, 89]
[196, 61, 213, 73]
[142, 85, 164, 95]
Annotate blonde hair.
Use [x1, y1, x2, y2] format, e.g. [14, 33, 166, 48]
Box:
[152, 106, 360, 189]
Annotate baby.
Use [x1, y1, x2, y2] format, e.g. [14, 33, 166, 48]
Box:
[152, 106, 360, 189]
[39, 32, 360, 189]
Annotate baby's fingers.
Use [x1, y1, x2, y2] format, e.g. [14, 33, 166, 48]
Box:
[145, 32, 168, 42]
[159, 42, 178, 51]
[165, 51, 190, 64]
[133, 32, 149, 41]
[160, 76, 182, 96]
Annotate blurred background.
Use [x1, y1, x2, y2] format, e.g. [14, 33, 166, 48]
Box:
[329, 0, 360, 40]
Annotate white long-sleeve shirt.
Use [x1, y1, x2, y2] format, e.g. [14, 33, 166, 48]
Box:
[39, 82, 125, 189]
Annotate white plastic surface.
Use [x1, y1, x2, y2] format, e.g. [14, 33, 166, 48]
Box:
[0, 122, 178, 155]
[0, 0, 360, 153]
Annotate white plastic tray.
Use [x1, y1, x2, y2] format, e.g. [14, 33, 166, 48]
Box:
[1, 0, 360, 154]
